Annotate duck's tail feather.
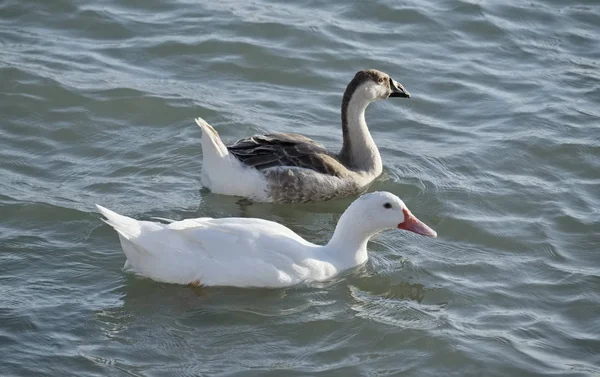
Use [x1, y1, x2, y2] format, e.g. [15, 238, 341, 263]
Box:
[96, 205, 143, 240]
[195, 117, 229, 158]
[150, 216, 176, 223]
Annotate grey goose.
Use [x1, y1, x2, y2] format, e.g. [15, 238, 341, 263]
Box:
[195, 69, 410, 203]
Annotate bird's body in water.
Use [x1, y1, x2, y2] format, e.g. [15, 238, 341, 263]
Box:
[196, 69, 411, 203]
[97, 192, 437, 288]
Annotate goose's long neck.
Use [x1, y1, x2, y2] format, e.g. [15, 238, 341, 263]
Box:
[324, 210, 374, 269]
[338, 90, 382, 173]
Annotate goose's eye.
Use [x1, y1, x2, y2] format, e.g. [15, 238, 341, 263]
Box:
[383, 202, 392, 209]
[378, 77, 385, 84]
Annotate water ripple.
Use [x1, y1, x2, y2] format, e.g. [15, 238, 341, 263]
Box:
[1, 0, 600, 375]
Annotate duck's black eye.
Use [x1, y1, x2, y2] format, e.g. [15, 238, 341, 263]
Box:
[383, 202, 392, 209]
[378, 77, 384, 84]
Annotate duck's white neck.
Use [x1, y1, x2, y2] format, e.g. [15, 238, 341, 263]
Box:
[323, 210, 379, 269]
[339, 90, 382, 174]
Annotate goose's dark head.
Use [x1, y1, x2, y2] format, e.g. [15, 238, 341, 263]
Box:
[344, 69, 410, 104]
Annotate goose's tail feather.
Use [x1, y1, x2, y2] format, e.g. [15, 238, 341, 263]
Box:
[194, 116, 268, 201]
[195, 117, 228, 158]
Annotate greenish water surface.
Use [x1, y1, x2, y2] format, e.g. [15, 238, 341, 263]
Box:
[1, 0, 599, 376]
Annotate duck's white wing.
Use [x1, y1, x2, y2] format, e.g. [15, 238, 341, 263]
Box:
[111, 214, 317, 287]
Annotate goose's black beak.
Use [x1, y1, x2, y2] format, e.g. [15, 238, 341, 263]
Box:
[389, 77, 410, 98]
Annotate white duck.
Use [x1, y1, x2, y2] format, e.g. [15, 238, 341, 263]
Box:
[196, 69, 410, 203]
[97, 192, 436, 288]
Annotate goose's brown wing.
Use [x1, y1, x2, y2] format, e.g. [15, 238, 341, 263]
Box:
[227, 133, 347, 178]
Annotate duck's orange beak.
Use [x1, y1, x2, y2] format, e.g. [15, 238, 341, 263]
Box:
[398, 208, 437, 238]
